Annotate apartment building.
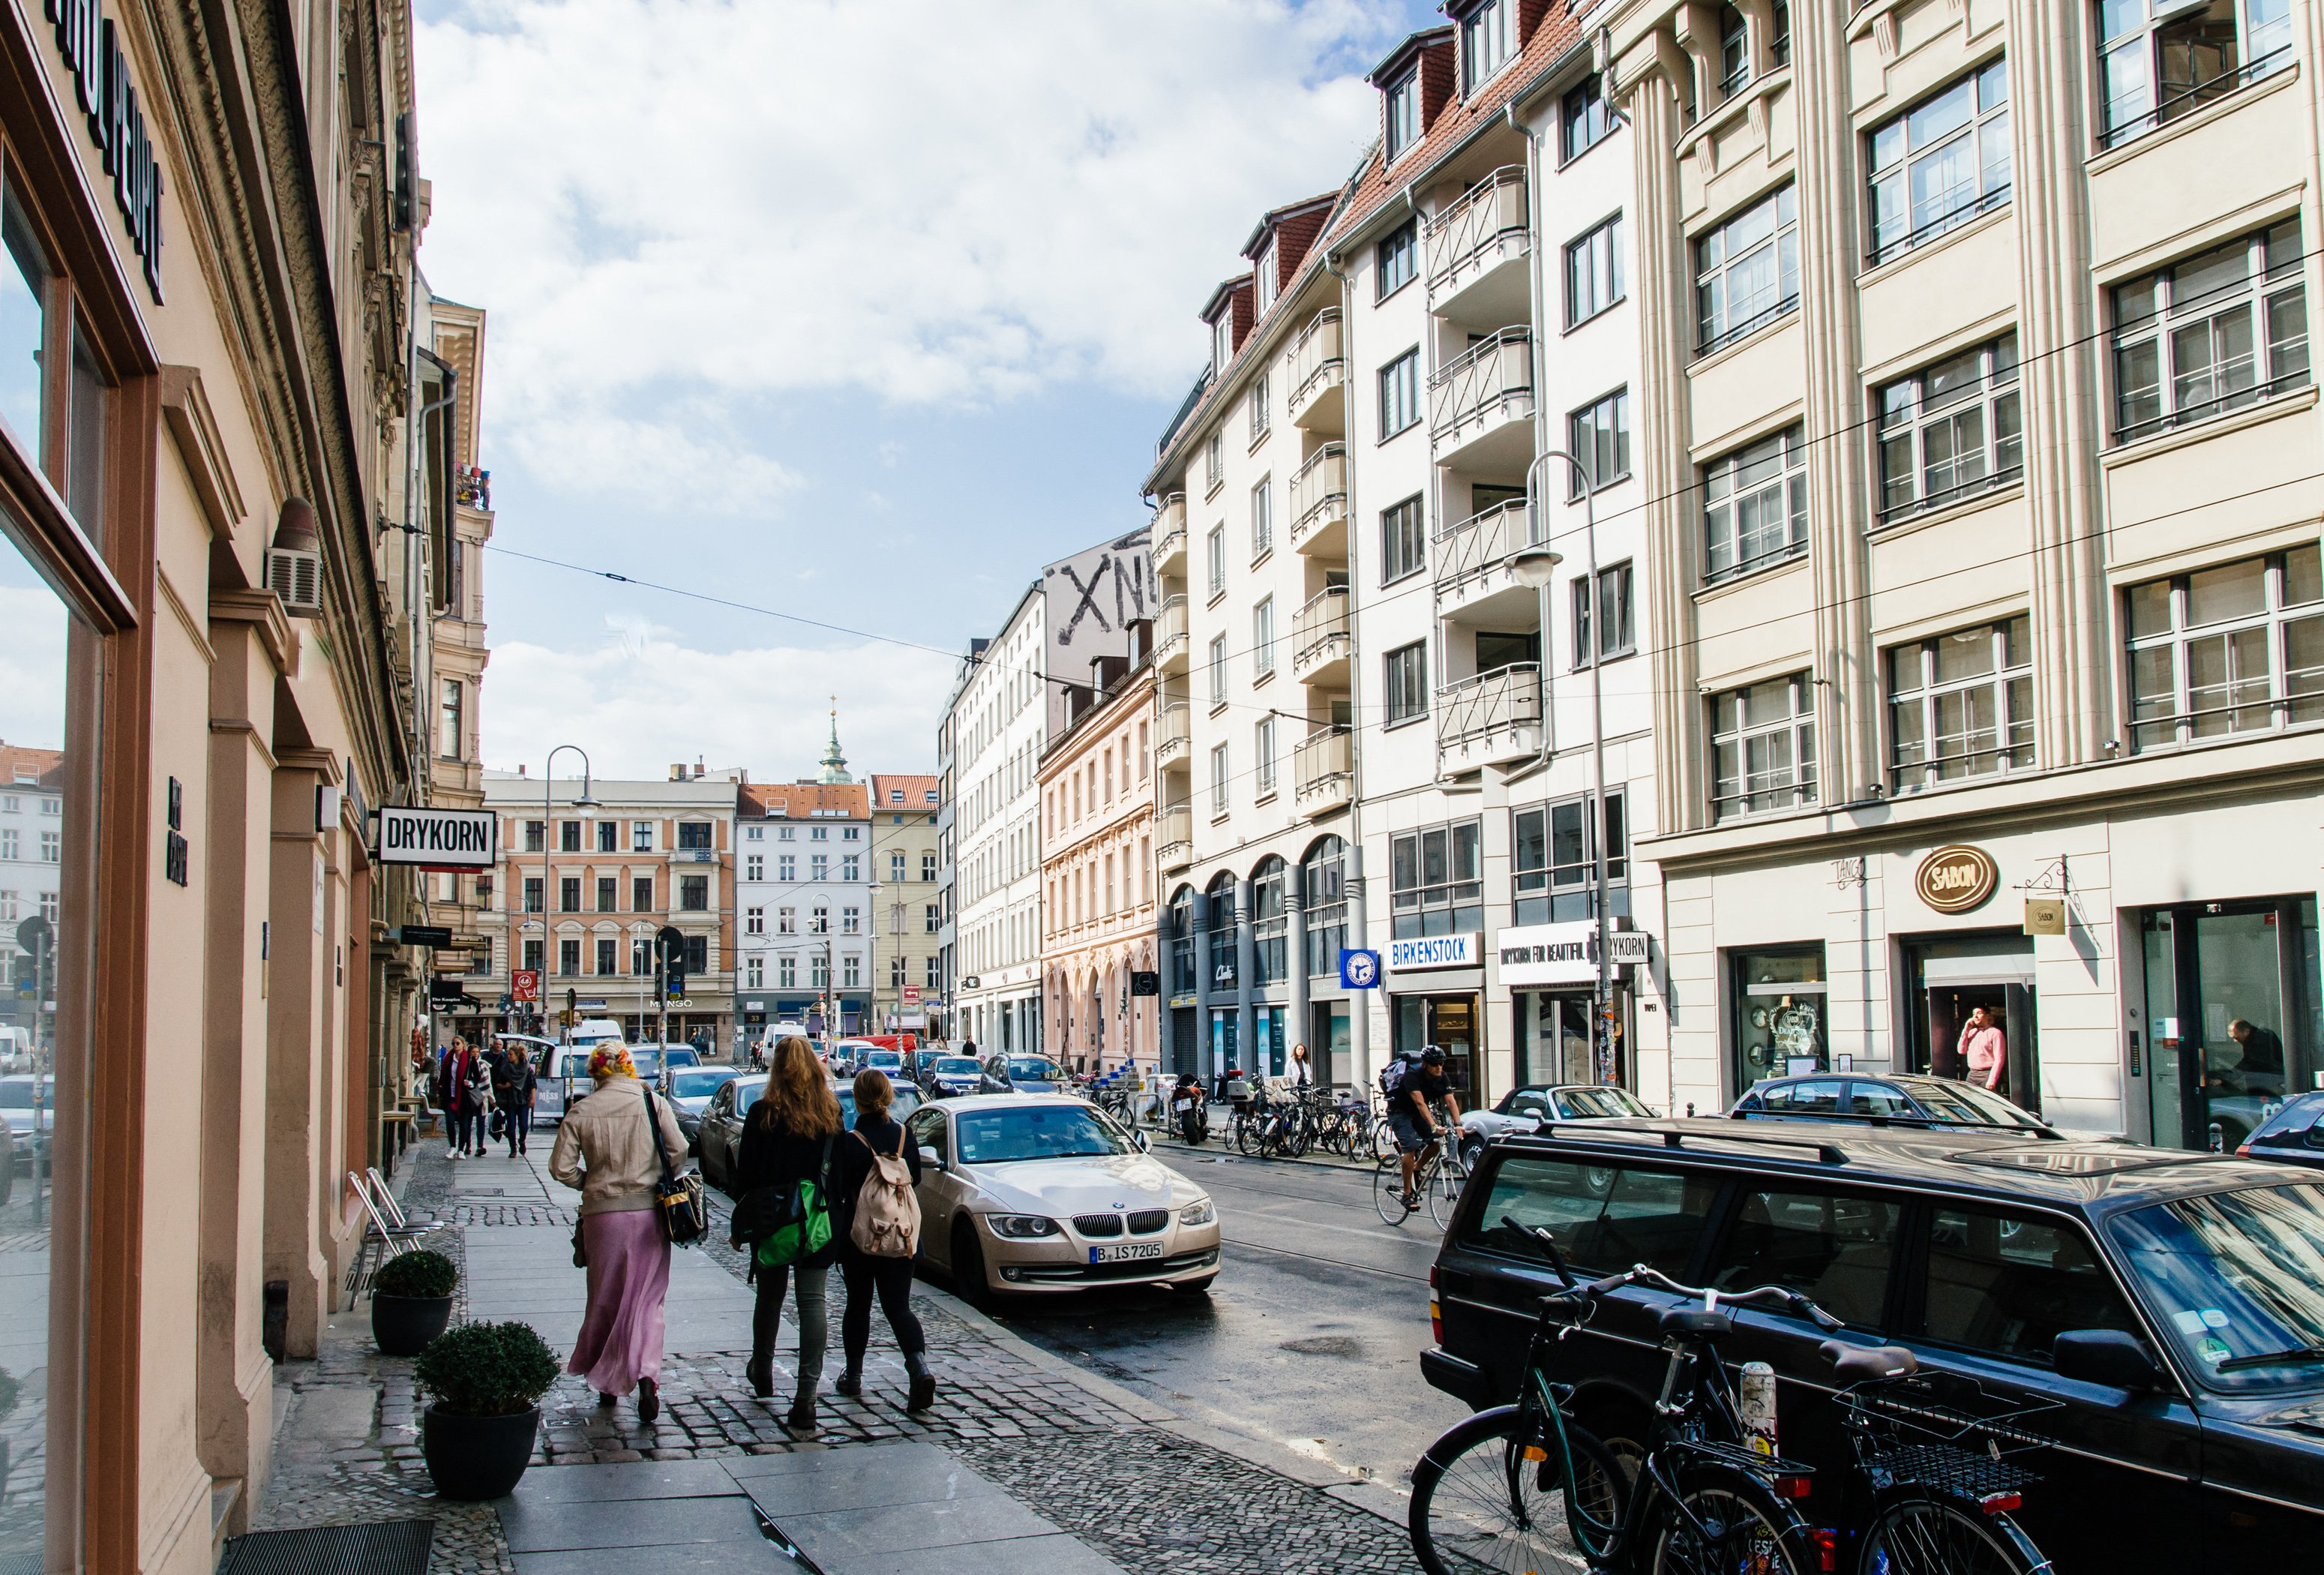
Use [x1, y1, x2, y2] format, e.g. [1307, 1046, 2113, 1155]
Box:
[942, 588, 1048, 1052]
[0, 744, 63, 1041]
[868, 773, 944, 1036]
[934, 668, 968, 1044]
[736, 760, 872, 1045]
[481, 767, 739, 1051]
[1040, 645, 1161, 1073]
[1600, 0, 2324, 1144]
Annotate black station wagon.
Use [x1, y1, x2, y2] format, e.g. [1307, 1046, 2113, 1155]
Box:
[1424, 1119, 2324, 1571]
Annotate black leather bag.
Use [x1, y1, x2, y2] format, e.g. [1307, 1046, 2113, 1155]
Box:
[643, 1088, 709, 1246]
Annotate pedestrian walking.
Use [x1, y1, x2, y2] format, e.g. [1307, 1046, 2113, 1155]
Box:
[832, 1068, 934, 1412]
[1288, 1042, 1315, 1088]
[461, 1041, 492, 1155]
[496, 1042, 538, 1157]
[730, 1036, 841, 1435]
[548, 1042, 691, 1423]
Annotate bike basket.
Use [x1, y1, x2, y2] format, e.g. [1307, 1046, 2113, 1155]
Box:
[1838, 1374, 2062, 1463]
[1864, 1442, 2039, 1502]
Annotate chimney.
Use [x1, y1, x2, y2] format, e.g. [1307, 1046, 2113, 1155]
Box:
[517, 763, 526, 777]
[693, 757, 705, 779]
[670, 763, 685, 781]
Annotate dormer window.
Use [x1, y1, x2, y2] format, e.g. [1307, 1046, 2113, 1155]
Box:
[1385, 69, 1420, 160]
[1461, 0, 1516, 94]
[1213, 311, 1233, 373]
[1254, 240, 1277, 318]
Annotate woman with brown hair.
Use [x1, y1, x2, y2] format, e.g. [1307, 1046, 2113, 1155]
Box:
[832, 1067, 934, 1412]
[732, 1036, 842, 1435]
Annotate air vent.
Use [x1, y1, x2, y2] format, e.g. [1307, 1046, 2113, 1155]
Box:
[266, 547, 322, 616]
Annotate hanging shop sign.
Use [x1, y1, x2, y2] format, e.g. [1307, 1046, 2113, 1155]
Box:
[43, 0, 164, 298]
[1916, 844, 1999, 914]
[374, 806, 499, 869]
[1387, 933, 1478, 972]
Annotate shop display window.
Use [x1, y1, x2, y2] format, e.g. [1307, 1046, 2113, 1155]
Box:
[1731, 946, 1828, 1091]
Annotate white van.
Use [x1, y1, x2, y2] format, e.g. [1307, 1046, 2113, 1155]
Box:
[571, 1018, 623, 1047]
[0, 1026, 32, 1074]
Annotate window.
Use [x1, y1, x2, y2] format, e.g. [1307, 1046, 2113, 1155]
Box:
[1250, 476, 1272, 558]
[1465, 1161, 1717, 1276]
[559, 876, 580, 912]
[745, 854, 763, 880]
[631, 820, 652, 851]
[37, 830, 57, 863]
[2098, 0, 2296, 149]
[889, 954, 907, 989]
[1888, 616, 2036, 791]
[438, 680, 462, 758]
[1868, 60, 2011, 264]
[678, 821, 712, 850]
[1250, 857, 1288, 985]
[632, 875, 652, 911]
[1514, 790, 1629, 926]
[1390, 818, 1483, 939]
[746, 955, 765, 988]
[842, 855, 860, 881]
[778, 825, 795, 841]
[1254, 242, 1276, 320]
[560, 820, 581, 852]
[922, 851, 937, 881]
[559, 939, 580, 976]
[1206, 429, 1224, 492]
[0, 830, 13, 860]
[595, 938, 617, 976]
[889, 851, 905, 882]
[1565, 215, 1624, 327]
[1921, 1207, 2136, 1363]
[1571, 563, 1635, 667]
[778, 855, 796, 881]
[1213, 312, 1234, 376]
[842, 907, 861, 935]
[1209, 742, 1230, 817]
[1561, 74, 1615, 162]
[1711, 674, 1818, 820]
[781, 906, 798, 934]
[1385, 70, 1420, 160]
[925, 903, 940, 933]
[590, 820, 613, 853]
[1381, 495, 1426, 584]
[1377, 220, 1417, 298]
[1379, 348, 1420, 436]
[1877, 334, 2023, 518]
[1207, 524, 1227, 598]
[1302, 837, 1348, 976]
[1703, 423, 1807, 584]
[779, 954, 798, 988]
[842, 825, 860, 841]
[2125, 544, 2323, 749]
[680, 874, 708, 911]
[1255, 715, 1277, 795]
[925, 955, 942, 988]
[596, 877, 617, 913]
[1208, 634, 1228, 707]
[1696, 186, 1798, 353]
[1706, 1188, 1902, 1329]
[746, 904, 765, 936]
[2110, 220, 2307, 442]
[1249, 369, 1270, 442]
[517, 877, 540, 914]
[1717, 4, 1751, 98]
[684, 935, 708, 974]
[810, 905, 829, 934]
[520, 820, 544, 853]
[1252, 598, 1276, 679]
[1384, 641, 1429, 725]
[811, 854, 829, 880]
[1460, 0, 1515, 93]
[1567, 388, 1630, 496]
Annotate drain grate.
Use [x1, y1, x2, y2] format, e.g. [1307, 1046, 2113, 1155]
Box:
[217, 1519, 433, 1575]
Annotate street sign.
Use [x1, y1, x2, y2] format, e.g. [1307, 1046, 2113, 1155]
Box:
[960, 975, 981, 989]
[511, 969, 540, 1004]
[901, 985, 922, 1006]
[373, 805, 498, 869]
[576, 998, 607, 1012]
[1339, 949, 1381, 990]
[397, 924, 454, 947]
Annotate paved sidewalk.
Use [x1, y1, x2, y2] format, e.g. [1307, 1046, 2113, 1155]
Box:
[244, 1133, 1501, 1574]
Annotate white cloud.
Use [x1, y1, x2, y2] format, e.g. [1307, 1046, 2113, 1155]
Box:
[505, 408, 802, 514]
[483, 619, 954, 782]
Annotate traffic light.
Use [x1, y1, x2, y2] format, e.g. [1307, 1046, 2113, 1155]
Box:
[666, 964, 687, 1000]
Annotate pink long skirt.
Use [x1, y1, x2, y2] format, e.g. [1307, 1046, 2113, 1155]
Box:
[568, 1207, 671, 1396]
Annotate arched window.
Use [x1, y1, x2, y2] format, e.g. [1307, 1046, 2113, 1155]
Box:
[1168, 885, 1196, 996]
[1205, 871, 1239, 988]
[1302, 836, 1348, 976]
[1250, 856, 1288, 986]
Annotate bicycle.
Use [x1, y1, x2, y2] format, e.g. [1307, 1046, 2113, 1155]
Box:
[1372, 1118, 1465, 1227]
[1408, 1220, 1834, 1575]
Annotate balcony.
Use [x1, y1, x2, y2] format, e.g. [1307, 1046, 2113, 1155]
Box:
[1158, 805, 1194, 872]
[1153, 493, 1187, 572]
[1426, 165, 1531, 325]
[1429, 328, 1534, 470]
[1291, 586, 1352, 688]
[1155, 594, 1189, 673]
[1433, 498, 1541, 626]
[1155, 703, 1191, 770]
[1437, 663, 1542, 775]
[1287, 443, 1348, 558]
[1285, 308, 1345, 432]
[1293, 726, 1353, 819]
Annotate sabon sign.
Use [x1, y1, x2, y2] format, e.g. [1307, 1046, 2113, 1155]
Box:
[1915, 844, 1998, 914]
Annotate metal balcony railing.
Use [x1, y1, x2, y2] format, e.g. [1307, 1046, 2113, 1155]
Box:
[1437, 663, 1542, 748]
[1425, 165, 1528, 292]
[1432, 498, 1531, 593]
[1156, 594, 1188, 648]
[1156, 703, 1191, 758]
[1153, 492, 1187, 559]
[1293, 586, 1351, 666]
[1429, 328, 1533, 441]
[1158, 805, 1194, 863]
[1293, 726, 1352, 802]
[1285, 308, 1345, 411]
[1288, 444, 1348, 541]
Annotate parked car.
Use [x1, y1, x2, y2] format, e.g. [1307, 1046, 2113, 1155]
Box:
[917, 1054, 987, 1100]
[827, 1039, 883, 1076]
[835, 1076, 921, 1128]
[1459, 1083, 1657, 1162]
[664, 1066, 742, 1142]
[980, 1054, 1071, 1095]
[2236, 1090, 2324, 1167]
[1424, 1118, 2324, 1570]
[691, 1075, 925, 1189]
[531, 1042, 701, 1125]
[0, 1075, 57, 1173]
[904, 1094, 1218, 1302]
[848, 1046, 907, 1082]
[1730, 1071, 2057, 1134]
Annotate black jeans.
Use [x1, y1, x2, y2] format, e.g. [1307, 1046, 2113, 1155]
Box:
[499, 1102, 528, 1155]
[839, 1247, 924, 1366]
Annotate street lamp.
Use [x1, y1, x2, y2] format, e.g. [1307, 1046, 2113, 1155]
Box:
[542, 746, 598, 1042]
[1510, 446, 1615, 1087]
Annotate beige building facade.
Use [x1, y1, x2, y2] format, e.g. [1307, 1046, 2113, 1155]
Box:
[868, 773, 943, 1036]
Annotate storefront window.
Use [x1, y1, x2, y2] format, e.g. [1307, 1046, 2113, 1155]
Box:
[1731, 946, 1827, 1091]
[1167, 886, 1195, 996]
[0, 190, 46, 458]
[2143, 897, 2319, 1150]
[1249, 857, 1286, 986]
[1204, 872, 1236, 988]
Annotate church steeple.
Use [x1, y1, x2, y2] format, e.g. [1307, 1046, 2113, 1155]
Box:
[817, 698, 853, 784]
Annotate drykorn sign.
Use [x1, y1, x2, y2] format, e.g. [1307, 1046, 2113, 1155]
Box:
[43, 0, 164, 298]
[374, 806, 498, 870]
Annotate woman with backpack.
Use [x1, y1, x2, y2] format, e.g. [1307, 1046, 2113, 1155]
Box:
[832, 1068, 934, 1412]
[730, 1036, 841, 1436]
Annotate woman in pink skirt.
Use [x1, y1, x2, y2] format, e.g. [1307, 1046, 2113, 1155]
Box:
[548, 1043, 690, 1421]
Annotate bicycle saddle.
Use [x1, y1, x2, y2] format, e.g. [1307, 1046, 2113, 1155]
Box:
[1660, 1306, 1733, 1337]
[1819, 1339, 1918, 1382]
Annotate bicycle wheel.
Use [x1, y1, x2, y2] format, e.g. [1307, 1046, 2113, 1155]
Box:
[1648, 1466, 1815, 1575]
[1374, 1155, 1414, 1225]
[1426, 1149, 1464, 1229]
[1408, 1405, 1627, 1575]
[1235, 1113, 1262, 1156]
[1858, 1494, 2050, 1575]
[1370, 1118, 1396, 1162]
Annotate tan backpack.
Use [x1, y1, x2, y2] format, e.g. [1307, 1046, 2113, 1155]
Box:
[850, 1129, 921, 1258]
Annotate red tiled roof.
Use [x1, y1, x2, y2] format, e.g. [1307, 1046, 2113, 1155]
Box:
[868, 774, 941, 810]
[739, 782, 868, 818]
[0, 742, 65, 790]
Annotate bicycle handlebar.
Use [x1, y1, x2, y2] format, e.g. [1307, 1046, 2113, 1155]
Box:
[1500, 1219, 1845, 1330]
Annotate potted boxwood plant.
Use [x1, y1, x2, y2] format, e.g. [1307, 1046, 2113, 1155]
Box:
[414, 1321, 560, 1500]
[370, 1249, 458, 1356]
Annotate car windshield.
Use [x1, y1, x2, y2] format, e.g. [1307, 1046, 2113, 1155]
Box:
[931, 1058, 982, 1076]
[835, 1083, 922, 1124]
[1558, 1088, 1651, 1119]
[865, 1052, 902, 1068]
[1006, 1058, 1063, 1080]
[1909, 1079, 2045, 1128]
[2250, 1092, 2324, 1143]
[954, 1106, 1130, 1164]
[669, 1070, 736, 1099]
[2110, 1183, 2324, 1394]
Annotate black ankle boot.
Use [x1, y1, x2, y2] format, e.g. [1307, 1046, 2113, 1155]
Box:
[833, 1368, 861, 1397]
[904, 1352, 934, 1414]
[746, 1355, 774, 1399]
[785, 1395, 819, 1436]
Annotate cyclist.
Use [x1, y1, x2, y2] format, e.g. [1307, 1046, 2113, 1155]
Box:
[1391, 1046, 1460, 1209]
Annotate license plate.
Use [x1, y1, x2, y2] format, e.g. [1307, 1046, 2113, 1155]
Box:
[1174, 1097, 1195, 1111]
[1090, 1240, 1164, 1264]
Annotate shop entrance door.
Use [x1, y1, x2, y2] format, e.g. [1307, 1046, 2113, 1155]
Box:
[1906, 936, 2039, 1114]
[2143, 899, 2316, 1150]
[1524, 994, 1594, 1086]
[1309, 1001, 1351, 1087]
[1393, 993, 1483, 1105]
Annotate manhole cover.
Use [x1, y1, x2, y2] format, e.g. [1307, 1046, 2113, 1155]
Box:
[217, 1519, 433, 1575]
[1279, 1336, 1365, 1358]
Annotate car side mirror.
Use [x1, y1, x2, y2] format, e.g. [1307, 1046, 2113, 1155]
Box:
[1132, 1131, 1150, 1152]
[2053, 1329, 2162, 1393]
[917, 1145, 942, 1170]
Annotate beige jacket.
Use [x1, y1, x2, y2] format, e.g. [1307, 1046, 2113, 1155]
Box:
[547, 1076, 690, 1216]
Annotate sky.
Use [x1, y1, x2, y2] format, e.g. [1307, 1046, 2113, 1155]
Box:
[412, 0, 1446, 786]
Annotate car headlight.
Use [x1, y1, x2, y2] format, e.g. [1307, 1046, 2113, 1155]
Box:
[985, 1214, 1061, 1239]
[1179, 1198, 1216, 1227]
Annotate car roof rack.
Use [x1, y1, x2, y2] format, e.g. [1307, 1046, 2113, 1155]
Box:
[1734, 1108, 2065, 1141]
[1534, 1122, 1849, 1166]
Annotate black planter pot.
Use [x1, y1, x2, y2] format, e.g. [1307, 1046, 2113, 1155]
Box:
[421, 1403, 539, 1501]
[371, 1293, 453, 1357]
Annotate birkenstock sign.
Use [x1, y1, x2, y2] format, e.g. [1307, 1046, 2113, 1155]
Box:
[1915, 844, 1999, 914]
